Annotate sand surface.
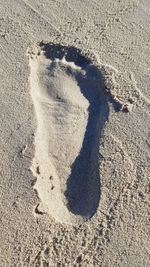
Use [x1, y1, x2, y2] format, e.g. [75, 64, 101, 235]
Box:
[0, 0, 150, 266]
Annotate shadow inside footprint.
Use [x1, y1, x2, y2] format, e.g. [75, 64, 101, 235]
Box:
[39, 42, 109, 219]
[65, 65, 109, 218]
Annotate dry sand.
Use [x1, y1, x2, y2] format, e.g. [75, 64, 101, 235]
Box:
[0, 0, 150, 266]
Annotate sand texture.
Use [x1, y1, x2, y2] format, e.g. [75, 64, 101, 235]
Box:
[0, 0, 150, 266]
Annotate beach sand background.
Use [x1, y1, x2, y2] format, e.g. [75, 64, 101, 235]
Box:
[0, 0, 150, 266]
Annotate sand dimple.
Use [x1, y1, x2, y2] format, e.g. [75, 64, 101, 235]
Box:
[29, 43, 109, 224]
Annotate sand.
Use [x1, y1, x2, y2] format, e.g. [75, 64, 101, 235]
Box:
[0, 0, 150, 266]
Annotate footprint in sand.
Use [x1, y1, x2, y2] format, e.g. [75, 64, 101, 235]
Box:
[29, 43, 109, 224]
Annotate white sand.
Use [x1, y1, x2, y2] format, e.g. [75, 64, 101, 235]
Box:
[0, 0, 150, 266]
